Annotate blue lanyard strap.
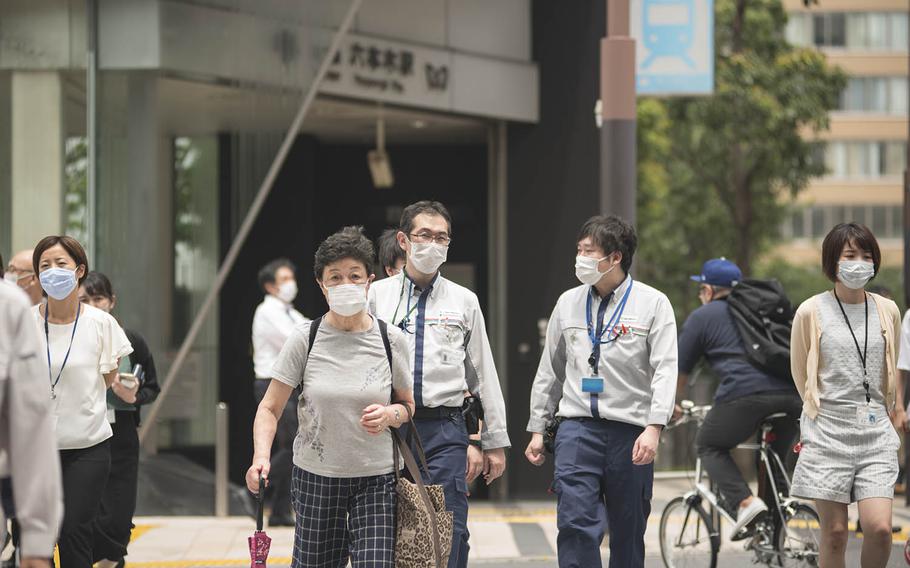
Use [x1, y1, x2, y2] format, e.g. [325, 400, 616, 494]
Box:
[45, 304, 82, 398]
[585, 280, 633, 374]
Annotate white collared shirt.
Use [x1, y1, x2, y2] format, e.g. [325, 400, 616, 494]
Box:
[527, 275, 678, 432]
[252, 295, 308, 379]
[368, 272, 511, 449]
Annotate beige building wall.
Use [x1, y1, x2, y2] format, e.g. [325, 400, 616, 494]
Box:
[777, 0, 908, 272]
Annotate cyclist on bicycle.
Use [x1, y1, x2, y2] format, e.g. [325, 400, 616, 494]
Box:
[674, 258, 801, 536]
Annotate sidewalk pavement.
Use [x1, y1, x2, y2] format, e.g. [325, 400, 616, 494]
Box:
[125, 478, 910, 567]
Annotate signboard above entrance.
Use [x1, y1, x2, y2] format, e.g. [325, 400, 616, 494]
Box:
[631, 0, 714, 96]
[320, 34, 453, 110]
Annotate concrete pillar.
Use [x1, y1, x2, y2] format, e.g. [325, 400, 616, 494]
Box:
[96, 71, 173, 393]
[0, 74, 11, 260]
[11, 71, 65, 251]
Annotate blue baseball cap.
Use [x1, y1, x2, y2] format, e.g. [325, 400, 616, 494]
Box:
[690, 258, 742, 288]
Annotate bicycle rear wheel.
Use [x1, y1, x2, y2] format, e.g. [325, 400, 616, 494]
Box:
[659, 495, 718, 568]
[775, 502, 820, 567]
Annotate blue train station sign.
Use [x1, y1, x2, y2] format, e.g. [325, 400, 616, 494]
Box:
[632, 0, 715, 96]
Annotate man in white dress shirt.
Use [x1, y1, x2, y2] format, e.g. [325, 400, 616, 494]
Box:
[251, 258, 307, 526]
[369, 201, 510, 568]
[0, 279, 63, 568]
[524, 215, 678, 568]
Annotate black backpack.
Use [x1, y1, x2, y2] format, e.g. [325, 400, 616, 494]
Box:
[726, 279, 794, 382]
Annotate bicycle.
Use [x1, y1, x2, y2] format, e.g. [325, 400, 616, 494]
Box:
[658, 400, 821, 567]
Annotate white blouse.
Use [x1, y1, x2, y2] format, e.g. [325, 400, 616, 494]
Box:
[32, 303, 132, 450]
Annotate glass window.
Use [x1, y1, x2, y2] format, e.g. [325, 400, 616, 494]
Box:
[891, 13, 909, 51]
[872, 206, 888, 235]
[867, 14, 889, 50]
[829, 13, 846, 47]
[867, 78, 887, 112]
[792, 210, 807, 238]
[830, 205, 847, 227]
[64, 137, 88, 244]
[883, 142, 907, 176]
[825, 142, 847, 177]
[786, 13, 811, 47]
[813, 14, 827, 46]
[812, 207, 828, 238]
[890, 78, 908, 114]
[845, 13, 867, 49]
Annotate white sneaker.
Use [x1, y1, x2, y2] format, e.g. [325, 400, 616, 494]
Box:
[731, 497, 768, 535]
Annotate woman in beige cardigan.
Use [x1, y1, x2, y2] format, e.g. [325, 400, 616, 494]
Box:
[790, 223, 903, 568]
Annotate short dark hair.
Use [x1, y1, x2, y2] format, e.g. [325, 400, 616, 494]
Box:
[33, 235, 90, 285]
[377, 228, 406, 273]
[258, 258, 296, 292]
[576, 215, 637, 273]
[821, 223, 881, 283]
[82, 271, 115, 299]
[400, 201, 452, 236]
[314, 226, 375, 280]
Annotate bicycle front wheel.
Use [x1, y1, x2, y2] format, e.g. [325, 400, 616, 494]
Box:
[775, 502, 820, 567]
[659, 495, 718, 568]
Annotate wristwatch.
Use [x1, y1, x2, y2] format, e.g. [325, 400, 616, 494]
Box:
[393, 406, 402, 425]
[468, 439, 482, 450]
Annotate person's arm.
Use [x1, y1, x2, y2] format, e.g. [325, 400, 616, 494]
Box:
[246, 325, 309, 492]
[4, 299, 62, 561]
[462, 295, 509, 485]
[362, 331, 415, 434]
[246, 380, 294, 492]
[674, 310, 704, 417]
[890, 304, 907, 429]
[634, 294, 678, 465]
[790, 302, 813, 401]
[525, 302, 567, 467]
[463, 296, 510, 451]
[100, 315, 133, 389]
[133, 334, 160, 406]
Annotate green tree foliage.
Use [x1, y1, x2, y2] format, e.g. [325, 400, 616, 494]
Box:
[636, 0, 847, 317]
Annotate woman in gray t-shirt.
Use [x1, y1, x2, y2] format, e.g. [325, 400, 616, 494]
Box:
[246, 226, 415, 568]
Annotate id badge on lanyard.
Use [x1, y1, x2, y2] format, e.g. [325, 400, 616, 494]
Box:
[583, 281, 633, 397]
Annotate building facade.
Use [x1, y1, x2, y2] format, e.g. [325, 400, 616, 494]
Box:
[783, 0, 908, 268]
[2, 0, 622, 498]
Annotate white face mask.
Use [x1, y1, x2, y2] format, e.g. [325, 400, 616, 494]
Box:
[326, 283, 367, 317]
[408, 242, 448, 275]
[277, 280, 298, 303]
[3, 272, 18, 285]
[575, 255, 615, 286]
[838, 260, 875, 290]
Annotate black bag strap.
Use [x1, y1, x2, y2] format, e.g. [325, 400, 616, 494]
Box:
[305, 316, 322, 365]
[378, 318, 393, 373]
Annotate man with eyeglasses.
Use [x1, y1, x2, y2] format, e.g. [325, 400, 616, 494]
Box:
[368, 200, 510, 568]
[4, 250, 42, 306]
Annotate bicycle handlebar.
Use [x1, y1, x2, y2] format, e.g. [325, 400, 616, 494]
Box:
[665, 400, 712, 430]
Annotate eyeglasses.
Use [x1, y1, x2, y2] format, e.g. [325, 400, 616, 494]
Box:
[5, 270, 34, 281]
[408, 232, 451, 246]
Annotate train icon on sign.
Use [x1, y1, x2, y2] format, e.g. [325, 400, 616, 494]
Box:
[641, 0, 696, 69]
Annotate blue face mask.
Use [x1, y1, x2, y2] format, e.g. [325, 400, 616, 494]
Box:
[39, 267, 78, 300]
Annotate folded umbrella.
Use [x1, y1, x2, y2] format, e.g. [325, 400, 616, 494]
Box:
[249, 474, 272, 568]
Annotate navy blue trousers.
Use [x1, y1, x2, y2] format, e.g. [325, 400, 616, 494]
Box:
[554, 419, 654, 568]
[404, 413, 470, 568]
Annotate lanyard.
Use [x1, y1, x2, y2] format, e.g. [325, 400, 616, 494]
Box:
[585, 280, 633, 374]
[391, 272, 421, 333]
[834, 291, 870, 405]
[45, 304, 81, 400]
